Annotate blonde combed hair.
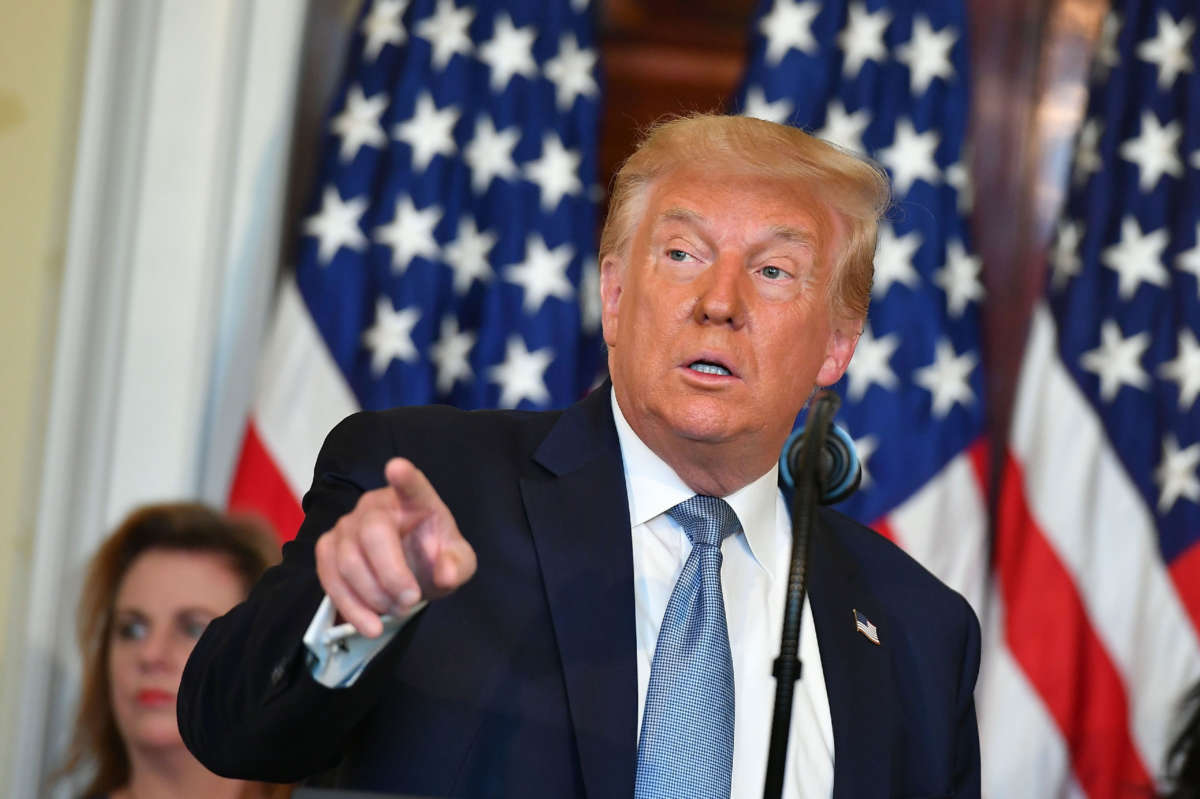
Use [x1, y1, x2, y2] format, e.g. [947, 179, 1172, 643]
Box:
[599, 113, 892, 322]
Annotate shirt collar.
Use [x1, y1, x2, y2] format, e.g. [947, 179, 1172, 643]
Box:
[611, 388, 780, 574]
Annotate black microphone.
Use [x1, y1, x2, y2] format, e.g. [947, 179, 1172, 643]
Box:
[778, 420, 862, 504]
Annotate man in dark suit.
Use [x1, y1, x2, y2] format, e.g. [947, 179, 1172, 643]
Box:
[179, 114, 981, 798]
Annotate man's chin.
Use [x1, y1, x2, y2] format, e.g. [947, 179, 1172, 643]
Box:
[663, 411, 746, 447]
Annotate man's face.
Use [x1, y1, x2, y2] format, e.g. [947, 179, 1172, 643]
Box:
[601, 166, 858, 476]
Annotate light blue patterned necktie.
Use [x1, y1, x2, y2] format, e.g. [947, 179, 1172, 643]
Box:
[635, 495, 740, 798]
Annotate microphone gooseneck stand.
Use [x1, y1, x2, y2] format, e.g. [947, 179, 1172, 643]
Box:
[762, 390, 841, 799]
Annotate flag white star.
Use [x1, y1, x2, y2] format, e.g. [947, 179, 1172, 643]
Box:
[1100, 216, 1169, 299]
[914, 339, 977, 417]
[1153, 434, 1200, 513]
[876, 118, 940, 195]
[414, 0, 475, 70]
[544, 33, 598, 111]
[1050, 221, 1083, 290]
[1178, 223, 1200, 297]
[1159, 328, 1200, 410]
[935, 240, 984, 316]
[506, 234, 575, 313]
[896, 16, 957, 94]
[330, 85, 388, 162]
[394, 92, 460, 171]
[442, 216, 496, 293]
[304, 187, 368, 265]
[478, 12, 538, 91]
[873, 224, 923, 298]
[1072, 118, 1103, 186]
[430, 315, 475, 393]
[817, 100, 871, 153]
[945, 154, 973, 213]
[1119, 110, 1183, 192]
[759, 0, 820, 65]
[489, 335, 554, 408]
[838, 2, 891, 76]
[853, 434, 879, 488]
[373, 196, 441, 274]
[579, 257, 602, 334]
[1094, 12, 1121, 76]
[525, 133, 583, 211]
[1136, 10, 1194, 89]
[361, 0, 408, 61]
[1080, 319, 1151, 402]
[464, 115, 520, 193]
[742, 86, 793, 124]
[362, 297, 421, 376]
[845, 324, 899, 400]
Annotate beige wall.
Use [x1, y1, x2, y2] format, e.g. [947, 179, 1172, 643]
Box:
[0, 0, 91, 749]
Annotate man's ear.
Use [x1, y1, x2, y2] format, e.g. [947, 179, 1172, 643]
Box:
[600, 254, 624, 348]
[815, 320, 861, 386]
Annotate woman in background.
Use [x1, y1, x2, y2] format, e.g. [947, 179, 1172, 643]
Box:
[60, 502, 287, 799]
[1164, 684, 1200, 799]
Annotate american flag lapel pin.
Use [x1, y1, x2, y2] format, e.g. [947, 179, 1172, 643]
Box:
[853, 609, 880, 646]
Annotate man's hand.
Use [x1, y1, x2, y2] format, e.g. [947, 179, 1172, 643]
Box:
[314, 458, 478, 637]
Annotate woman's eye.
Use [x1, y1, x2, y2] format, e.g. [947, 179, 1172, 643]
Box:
[115, 619, 148, 641]
[181, 618, 209, 639]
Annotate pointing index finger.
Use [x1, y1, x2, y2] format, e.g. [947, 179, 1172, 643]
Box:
[384, 458, 443, 514]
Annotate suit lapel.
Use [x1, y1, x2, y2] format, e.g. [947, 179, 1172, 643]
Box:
[807, 513, 896, 798]
[521, 385, 638, 798]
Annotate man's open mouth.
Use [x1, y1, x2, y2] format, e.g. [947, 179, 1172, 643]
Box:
[688, 360, 732, 377]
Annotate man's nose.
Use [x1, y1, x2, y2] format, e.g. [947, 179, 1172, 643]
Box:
[694, 257, 747, 328]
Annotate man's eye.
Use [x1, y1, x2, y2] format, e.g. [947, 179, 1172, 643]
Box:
[667, 249, 690, 262]
[761, 265, 785, 279]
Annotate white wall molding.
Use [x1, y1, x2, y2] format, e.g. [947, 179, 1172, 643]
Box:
[6, 2, 308, 796]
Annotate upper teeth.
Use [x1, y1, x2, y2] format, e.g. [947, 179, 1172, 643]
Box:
[691, 361, 731, 376]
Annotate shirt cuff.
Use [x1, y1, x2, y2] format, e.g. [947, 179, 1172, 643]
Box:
[302, 595, 427, 688]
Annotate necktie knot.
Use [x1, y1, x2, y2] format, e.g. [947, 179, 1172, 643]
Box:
[667, 495, 741, 548]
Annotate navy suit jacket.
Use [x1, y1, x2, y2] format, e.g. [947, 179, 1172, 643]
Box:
[179, 384, 981, 798]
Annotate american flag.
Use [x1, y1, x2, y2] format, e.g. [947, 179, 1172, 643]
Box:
[994, 0, 1200, 795]
[228, 0, 603, 539]
[739, 0, 989, 665]
[853, 608, 881, 645]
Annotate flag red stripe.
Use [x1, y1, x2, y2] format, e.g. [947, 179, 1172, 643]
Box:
[1169, 540, 1200, 635]
[996, 453, 1152, 798]
[871, 517, 897, 543]
[228, 420, 304, 542]
[967, 437, 991, 500]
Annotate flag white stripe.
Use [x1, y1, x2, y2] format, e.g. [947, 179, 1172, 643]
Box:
[1010, 302, 1200, 781]
[976, 587, 1086, 799]
[887, 449, 989, 617]
[254, 277, 360, 498]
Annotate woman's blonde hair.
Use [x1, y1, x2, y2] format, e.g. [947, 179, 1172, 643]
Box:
[59, 502, 281, 798]
[599, 113, 891, 322]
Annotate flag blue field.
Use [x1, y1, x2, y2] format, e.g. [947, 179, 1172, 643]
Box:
[230, 0, 603, 536]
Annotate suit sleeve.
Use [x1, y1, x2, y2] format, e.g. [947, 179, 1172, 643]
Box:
[178, 411, 415, 781]
[951, 592, 983, 798]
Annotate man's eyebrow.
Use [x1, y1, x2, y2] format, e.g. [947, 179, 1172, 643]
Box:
[764, 224, 815, 246]
[656, 207, 705, 226]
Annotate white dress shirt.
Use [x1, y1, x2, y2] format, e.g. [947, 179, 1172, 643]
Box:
[304, 389, 834, 797]
[612, 392, 834, 799]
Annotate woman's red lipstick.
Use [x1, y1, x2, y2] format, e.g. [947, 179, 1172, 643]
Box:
[136, 689, 173, 707]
